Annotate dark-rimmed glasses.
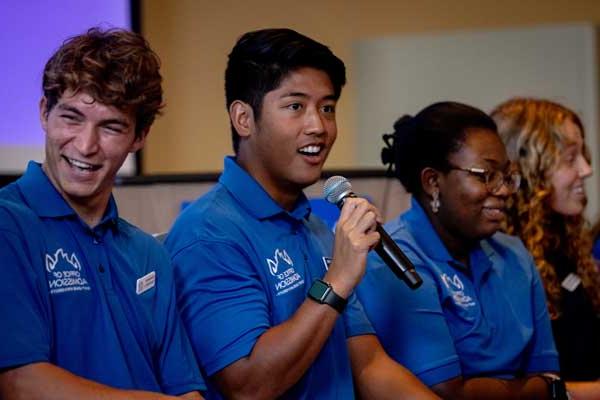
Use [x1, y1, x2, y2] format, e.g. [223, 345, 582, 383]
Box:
[448, 165, 521, 194]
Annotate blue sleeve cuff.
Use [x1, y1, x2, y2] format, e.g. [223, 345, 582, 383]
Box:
[0, 354, 49, 371]
[416, 356, 461, 387]
[163, 381, 207, 396]
[202, 329, 265, 376]
[526, 353, 560, 374]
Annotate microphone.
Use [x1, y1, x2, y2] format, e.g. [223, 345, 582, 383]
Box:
[323, 176, 423, 289]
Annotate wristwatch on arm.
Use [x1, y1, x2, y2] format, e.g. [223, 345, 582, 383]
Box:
[307, 279, 347, 313]
[539, 373, 570, 400]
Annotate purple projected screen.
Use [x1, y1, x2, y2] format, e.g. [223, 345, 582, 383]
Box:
[0, 1, 132, 174]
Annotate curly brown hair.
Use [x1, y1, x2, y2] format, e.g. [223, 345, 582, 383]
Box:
[491, 98, 600, 318]
[42, 27, 163, 139]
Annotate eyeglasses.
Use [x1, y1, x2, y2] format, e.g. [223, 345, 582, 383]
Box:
[448, 165, 521, 194]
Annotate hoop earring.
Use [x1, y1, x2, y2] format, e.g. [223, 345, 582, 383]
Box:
[430, 190, 440, 214]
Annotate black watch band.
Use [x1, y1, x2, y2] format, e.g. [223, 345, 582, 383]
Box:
[307, 279, 347, 313]
[539, 374, 569, 400]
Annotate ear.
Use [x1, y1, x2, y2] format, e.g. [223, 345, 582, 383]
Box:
[129, 127, 149, 153]
[39, 97, 49, 133]
[421, 167, 441, 197]
[229, 100, 255, 138]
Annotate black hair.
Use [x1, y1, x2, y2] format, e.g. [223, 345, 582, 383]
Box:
[381, 101, 497, 194]
[225, 28, 346, 153]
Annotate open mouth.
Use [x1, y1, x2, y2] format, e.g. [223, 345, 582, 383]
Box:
[482, 206, 506, 219]
[62, 156, 101, 172]
[298, 144, 323, 157]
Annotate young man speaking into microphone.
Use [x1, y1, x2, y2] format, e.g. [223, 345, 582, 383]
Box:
[165, 28, 438, 400]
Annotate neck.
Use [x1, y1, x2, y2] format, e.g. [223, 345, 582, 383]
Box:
[41, 163, 110, 228]
[236, 155, 302, 212]
[418, 198, 474, 267]
[69, 198, 107, 228]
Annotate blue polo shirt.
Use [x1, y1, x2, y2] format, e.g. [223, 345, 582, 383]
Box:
[0, 162, 205, 395]
[166, 157, 374, 400]
[356, 198, 558, 387]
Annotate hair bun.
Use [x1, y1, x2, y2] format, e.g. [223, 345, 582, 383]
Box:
[393, 115, 414, 133]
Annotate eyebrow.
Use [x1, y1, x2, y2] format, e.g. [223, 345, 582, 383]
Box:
[56, 104, 130, 127]
[279, 92, 337, 101]
[480, 158, 511, 169]
[57, 104, 84, 117]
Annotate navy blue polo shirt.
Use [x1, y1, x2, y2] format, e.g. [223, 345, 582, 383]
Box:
[166, 156, 374, 400]
[356, 198, 559, 386]
[0, 162, 205, 395]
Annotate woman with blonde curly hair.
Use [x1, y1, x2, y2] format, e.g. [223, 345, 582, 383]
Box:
[492, 98, 600, 385]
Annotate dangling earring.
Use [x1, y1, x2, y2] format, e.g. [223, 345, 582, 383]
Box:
[430, 190, 440, 214]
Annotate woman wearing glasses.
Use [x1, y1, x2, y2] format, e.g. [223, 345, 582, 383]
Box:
[356, 101, 565, 399]
[492, 98, 600, 397]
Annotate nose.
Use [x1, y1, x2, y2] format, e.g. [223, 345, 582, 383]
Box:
[493, 181, 511, 198]
[74, 125, 100, 155]
[578, 155, 592, 179]
[304, 106, 326, 135]
[491, 175, 514, 198]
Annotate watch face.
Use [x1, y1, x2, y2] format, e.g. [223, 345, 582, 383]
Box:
[308, 279, 330, 302]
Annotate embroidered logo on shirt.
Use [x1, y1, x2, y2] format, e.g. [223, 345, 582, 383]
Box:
[441, 273, 476, 308]
[136, 271, 156, 295]
[266, 249, 293, 275]
[45, 248, 91, 295]
[266, 248, 304, 296]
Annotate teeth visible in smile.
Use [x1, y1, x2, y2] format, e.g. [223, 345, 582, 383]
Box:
[65, 157, 99, 171]
[298, 145, 322, 155]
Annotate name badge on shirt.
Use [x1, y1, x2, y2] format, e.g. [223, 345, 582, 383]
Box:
[136, 271, 156, 295]
[561, 273, 581, 292]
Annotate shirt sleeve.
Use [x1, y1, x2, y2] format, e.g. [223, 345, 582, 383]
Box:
[356, 253, 461, 386]
[169, 238, 271, 377]
[0, 210, 51, 370]
[343, 292, 375, 338]
[523, 253, 560, 373]
[151, 245, 207, 395]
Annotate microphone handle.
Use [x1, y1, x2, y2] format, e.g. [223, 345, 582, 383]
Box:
[336, 194, 422, 289]
[374, 224, 423, 289]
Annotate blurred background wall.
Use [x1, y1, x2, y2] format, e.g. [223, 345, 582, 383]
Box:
[141, 0, 600, 174]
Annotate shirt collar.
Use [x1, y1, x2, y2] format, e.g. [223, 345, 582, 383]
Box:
[403, 197, 454, 263]
[17, 161, 119, 226]
[219, 156, 311, 221]
[403, 197, 494, 272]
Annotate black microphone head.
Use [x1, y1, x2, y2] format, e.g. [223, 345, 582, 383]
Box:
[323, 176, 353, 205]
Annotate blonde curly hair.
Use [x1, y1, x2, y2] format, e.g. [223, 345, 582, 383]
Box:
[491, 98, 600, 318]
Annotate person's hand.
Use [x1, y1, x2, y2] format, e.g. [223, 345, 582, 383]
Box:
[324, 197, 382, 298]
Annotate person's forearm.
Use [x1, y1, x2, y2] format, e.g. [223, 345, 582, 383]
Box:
[0, 362, 188, 400]
[179, 391, 204, 400]
[213, 299, 341, 400]
[349, 335, 441, 400]
[432, 375, 548, 400]
[566, 380, 600, 400]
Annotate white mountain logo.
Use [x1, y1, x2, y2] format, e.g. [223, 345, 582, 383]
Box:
[45, 248, 81, 273]
[266, 249, 293, 276]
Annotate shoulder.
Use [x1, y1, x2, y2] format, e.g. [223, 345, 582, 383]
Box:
[0, 198, 41, 235]
[484, 232, 536, 277]
[115, 218, 171, 263]
[166, 184, 250, 255]
[0, 181, 23, 204]
[306, 213, 334, 239]
[382, 215, 425, 261]
[485, 232, 530, 260]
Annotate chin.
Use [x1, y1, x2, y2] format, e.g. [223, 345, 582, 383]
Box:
[477, 224, 501, 239]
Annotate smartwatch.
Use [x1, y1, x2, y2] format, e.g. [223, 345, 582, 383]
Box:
[539, 374, 570, 400]
[307, 279, 347, 313]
